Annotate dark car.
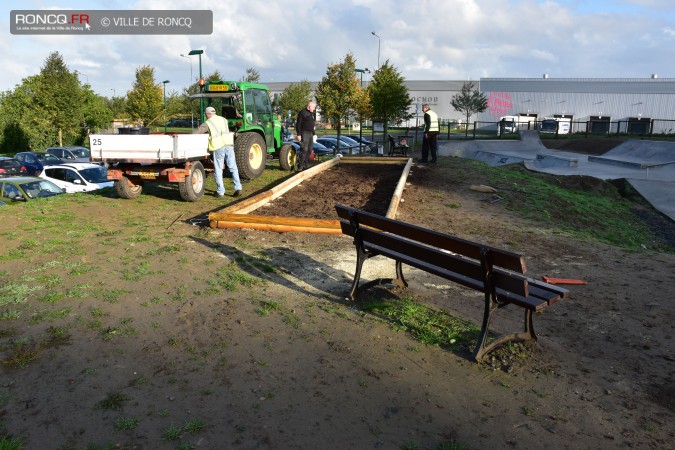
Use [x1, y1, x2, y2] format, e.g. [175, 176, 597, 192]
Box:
[0, 157, 28, 178]
[282, 141, 332, 159]
[166, 118, 198, 128]
[316, 137, 360, 155]
[14, 152, 64, 176]
[344, 134, 379, 153]
[324, 135, 366, 153]
[45, 146, 92, 164]
[0, 176, 64, 203]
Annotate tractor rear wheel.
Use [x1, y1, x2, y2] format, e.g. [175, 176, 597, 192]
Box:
[235, 133, 266, 179]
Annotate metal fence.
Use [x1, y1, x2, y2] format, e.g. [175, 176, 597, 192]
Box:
[465, 118, 675, 139]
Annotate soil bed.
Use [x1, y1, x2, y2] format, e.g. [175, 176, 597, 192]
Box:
[255, 162, 404, 218]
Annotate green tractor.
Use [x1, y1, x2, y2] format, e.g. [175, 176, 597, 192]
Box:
[192, 81, 296, 179]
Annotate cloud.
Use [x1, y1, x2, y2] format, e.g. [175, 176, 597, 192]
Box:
[1, 0, 673, 97]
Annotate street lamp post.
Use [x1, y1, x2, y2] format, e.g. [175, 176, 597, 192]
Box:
[162, 80, 170, 133]
[188, 49, 205, 122]
[354, 68, 370, 153]
[371, 32, 381, 68]
[110, 88, 115, 98]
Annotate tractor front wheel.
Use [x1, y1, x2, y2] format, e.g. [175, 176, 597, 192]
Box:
[279, 143, 296, 171]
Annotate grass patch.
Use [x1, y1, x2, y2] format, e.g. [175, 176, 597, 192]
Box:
[465, 161, 669, 250]
[360, 293, 480, 351]
[0, 337, 43, 369]
[96, 391, 128, 410]
[0, 436, 25, 450]
[0, 282, 40, 307]
[114, 416, 140, 431]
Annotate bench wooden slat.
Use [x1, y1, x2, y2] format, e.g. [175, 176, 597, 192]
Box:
[337, 207, 526, 273]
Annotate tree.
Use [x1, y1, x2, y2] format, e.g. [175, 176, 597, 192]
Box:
[81, 86, 113, 138]
[126, 65, 163, 126]
[0, 51, 110, 150]
[451, 81, 488, 137]
[277, 80, 313, 126]
[368, 60, 413, 139]
[242, 67, 260, 83]
[33, 52, 84, 146]
[315, 53, 365, 153]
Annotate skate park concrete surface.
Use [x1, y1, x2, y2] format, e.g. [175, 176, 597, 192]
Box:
[438, 130, 675, 221]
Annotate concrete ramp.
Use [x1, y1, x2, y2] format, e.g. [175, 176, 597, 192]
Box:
[588, 140, 675, 168]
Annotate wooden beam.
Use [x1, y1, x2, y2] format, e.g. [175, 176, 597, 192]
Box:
[208, 213, 339, 229]
[210, 220, 343, 234]
[386, 158, 413, 218]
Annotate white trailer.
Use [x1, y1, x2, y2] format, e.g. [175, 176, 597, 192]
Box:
[89, 134, 211, 202]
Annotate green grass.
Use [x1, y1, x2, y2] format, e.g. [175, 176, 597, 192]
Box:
[360, 294, 480, 351]
[451, 158, 671, 251]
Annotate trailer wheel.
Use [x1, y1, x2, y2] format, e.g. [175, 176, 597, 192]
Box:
[279, 143, 296, 171]
[178, 161, 205, 202]
[115, 176, 143, 199]
[235, 133, 266, 179]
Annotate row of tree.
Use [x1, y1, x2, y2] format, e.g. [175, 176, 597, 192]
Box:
[0, 51, 487, 152]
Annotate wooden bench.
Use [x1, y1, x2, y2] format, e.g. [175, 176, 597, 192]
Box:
[335, 204, 570, 361]
[388, 134, 409, 157]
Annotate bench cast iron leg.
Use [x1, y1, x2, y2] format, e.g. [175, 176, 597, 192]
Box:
[393, 260, 408, 289]
[472, 301, 539, 362]
[348, 245, 367, 301]
[348, 251, 408, 301]
[472, 291, 498, 361]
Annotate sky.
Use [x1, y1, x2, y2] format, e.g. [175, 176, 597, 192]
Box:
[1, 0, 674, 98]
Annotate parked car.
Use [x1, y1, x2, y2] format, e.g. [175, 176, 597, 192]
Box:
[344, 134, 379, 153]
[14, 152, 64, 176]
[316, 137, 360, 155]
[40, 163, 114, 193]
[282, 141, 333, 159]
[45, 146, 92, 164]
[166, 118, 198, 128]
[324, 135, 367, 153]
[0, 176, 64, 202]
[0, 157, 28, 177]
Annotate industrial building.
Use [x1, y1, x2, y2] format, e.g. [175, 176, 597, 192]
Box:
[266, 76, 675, 133]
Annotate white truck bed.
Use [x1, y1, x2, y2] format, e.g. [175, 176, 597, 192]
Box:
[89, 134, 209, 162]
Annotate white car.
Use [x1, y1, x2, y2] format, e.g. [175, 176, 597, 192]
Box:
[39, 163, 113, 193]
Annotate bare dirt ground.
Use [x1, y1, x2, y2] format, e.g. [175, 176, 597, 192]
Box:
[1, 140, 674, 449]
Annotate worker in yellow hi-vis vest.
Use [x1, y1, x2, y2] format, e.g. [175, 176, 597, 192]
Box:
[420, 103, 439, 164]
[195, 106, 242, 197]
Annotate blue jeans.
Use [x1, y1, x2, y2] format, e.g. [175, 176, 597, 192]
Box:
[212, 145, 242, 195]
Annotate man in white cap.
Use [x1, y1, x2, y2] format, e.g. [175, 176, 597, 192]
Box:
[195, 106, 242, 197]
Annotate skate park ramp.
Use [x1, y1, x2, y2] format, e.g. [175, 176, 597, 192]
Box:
[439, 131, 675, 221]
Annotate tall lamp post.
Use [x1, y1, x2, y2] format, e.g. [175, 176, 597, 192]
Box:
[371, 32, 380, 68]
[354, 68, 370, 153]
[188, 49, 205, 122]
[162, 80, 170, 133]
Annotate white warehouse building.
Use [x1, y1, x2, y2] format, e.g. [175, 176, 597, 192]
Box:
[266, 76, 675, 133]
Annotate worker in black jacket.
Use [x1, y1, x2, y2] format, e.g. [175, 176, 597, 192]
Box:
[295, 101, 317, 171]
